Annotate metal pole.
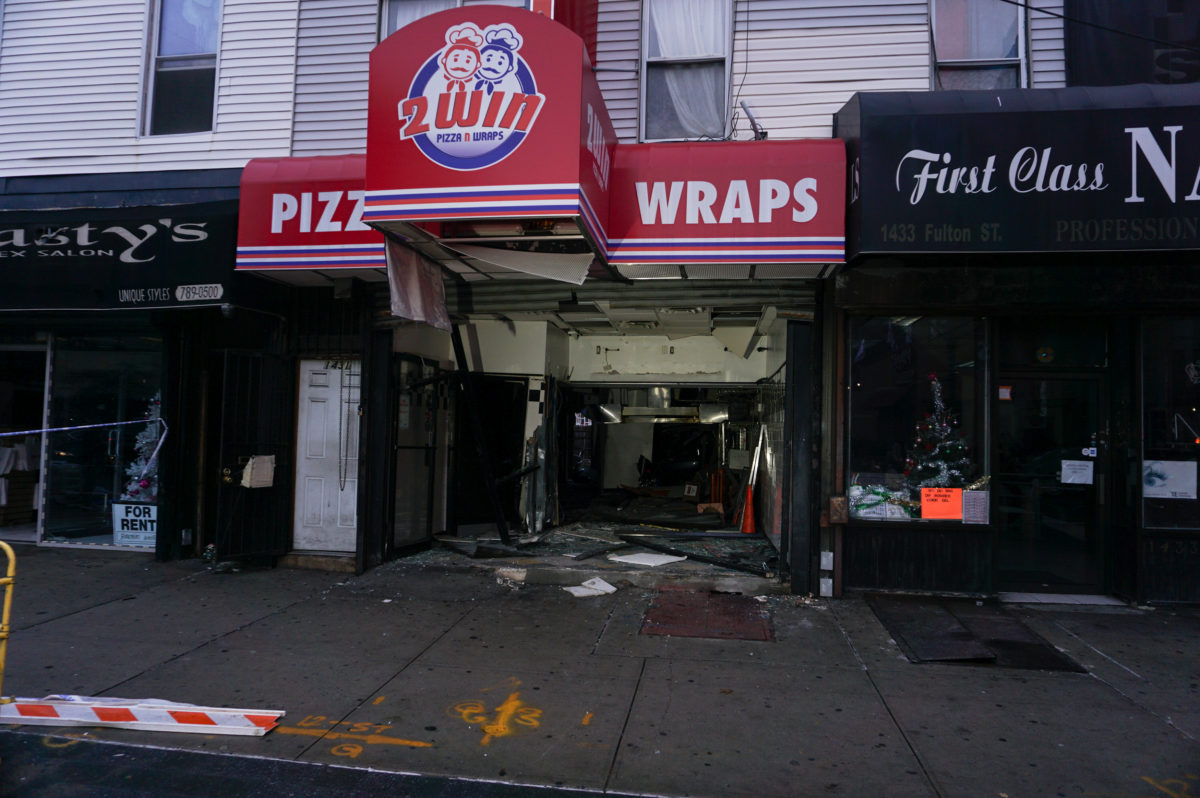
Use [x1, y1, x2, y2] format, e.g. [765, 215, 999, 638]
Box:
[0, 540, 15, 703]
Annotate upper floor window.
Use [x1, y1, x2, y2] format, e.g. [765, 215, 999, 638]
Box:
[932, 0, 1024, 90]
[641, 0, 731, 141]
[382, 0, 529, 39]
[147, 0, 220, 135]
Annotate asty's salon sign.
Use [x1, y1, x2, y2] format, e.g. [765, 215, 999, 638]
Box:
[0, 218, 208, 263]
[0, 206, 234, 310]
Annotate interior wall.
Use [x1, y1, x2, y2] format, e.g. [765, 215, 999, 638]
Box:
[602, 423, 655, 488]
[456, 320, 548, 374]
[569, 334, 770, 382]
[391, 325, 452, 367]
[545, 325, 570, 380]
[763, 318, 789, 377]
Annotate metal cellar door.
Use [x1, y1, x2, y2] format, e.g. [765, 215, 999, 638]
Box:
[213, 351, 291, 562]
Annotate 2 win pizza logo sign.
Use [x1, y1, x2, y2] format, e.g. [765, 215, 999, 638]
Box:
[399, 21, 545, 171]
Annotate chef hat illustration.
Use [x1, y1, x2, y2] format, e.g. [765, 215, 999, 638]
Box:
[482, 24, 522, 56]
[445, 23, 484, 50]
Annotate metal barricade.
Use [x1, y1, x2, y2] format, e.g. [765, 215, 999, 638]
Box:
[0, 540, 14, 704]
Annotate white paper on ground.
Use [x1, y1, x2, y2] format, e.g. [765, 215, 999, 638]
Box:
[563, 577, 618, 597]
[607, 552, 687, 567]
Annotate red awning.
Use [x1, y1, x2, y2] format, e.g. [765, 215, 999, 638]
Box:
[236, 154, 385, 273]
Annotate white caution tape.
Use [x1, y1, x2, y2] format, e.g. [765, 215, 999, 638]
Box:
[0, 695, 284, 736]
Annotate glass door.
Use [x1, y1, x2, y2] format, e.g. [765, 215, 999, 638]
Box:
[0, 346, 48, 544]
[43, 335, 162, 548]
[392, 356, 439, 552]
[993, 373, 1107, 591]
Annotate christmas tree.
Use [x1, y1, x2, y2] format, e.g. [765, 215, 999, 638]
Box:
[904, 374, 972, 490]
[120, 392, 162, 502]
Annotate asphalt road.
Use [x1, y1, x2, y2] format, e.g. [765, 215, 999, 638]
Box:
[0, 728, 642, 797]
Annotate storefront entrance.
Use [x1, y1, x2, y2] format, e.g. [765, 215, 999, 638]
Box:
[993, 321, 1110, 593]
[292, 358, 360, 553]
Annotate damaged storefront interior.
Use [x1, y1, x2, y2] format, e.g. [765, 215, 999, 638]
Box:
[424, 279, 812, 584]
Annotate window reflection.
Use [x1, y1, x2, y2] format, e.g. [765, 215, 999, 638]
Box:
[848, 316, 984, 521]
[44, 336, 162, 547]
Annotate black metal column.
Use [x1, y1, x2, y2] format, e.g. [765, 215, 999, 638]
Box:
[785, 318, 819, 595]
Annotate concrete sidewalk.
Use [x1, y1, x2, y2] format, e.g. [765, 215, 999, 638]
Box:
[1, 544, 1197, 797]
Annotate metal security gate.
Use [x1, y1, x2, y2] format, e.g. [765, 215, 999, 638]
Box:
[212, 351, 292, 562]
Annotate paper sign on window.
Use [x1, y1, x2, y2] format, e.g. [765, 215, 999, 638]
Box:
[920, 487, 962, 519]
[962, 490, 989, 524]
[1061, 460, 1094, 485]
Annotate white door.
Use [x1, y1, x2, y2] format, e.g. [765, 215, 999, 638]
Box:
[293, 358, 359, 552]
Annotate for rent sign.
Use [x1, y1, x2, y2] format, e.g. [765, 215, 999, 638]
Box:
[112, 503, 157, 548]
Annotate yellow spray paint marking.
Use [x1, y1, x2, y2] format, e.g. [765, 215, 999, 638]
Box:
[479, 676, 523, 693]
[331, 743, 364, 759]
[278, 715, 433, 749]
[372, 696, 387, 706]
[276, 725, 434, 748]
[41, 735, 83, 749]
[451, 691, 542, 746]
[1143, 775, 1199, 798]
[581, 712, 594, 726]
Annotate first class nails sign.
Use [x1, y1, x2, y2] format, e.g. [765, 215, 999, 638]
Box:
[399, 20, 544, 171]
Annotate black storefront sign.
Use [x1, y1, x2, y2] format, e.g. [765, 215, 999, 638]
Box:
[836, 85, 1200, 258]
[1065, 0, 1200, 87]
[0, 201, 236, 310]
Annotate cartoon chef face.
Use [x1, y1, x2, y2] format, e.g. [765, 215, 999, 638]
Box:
[441, 43, 479, 81]
[478, 45, 515, 82]
[476, 25, 522, 86]
[439, 23, 484, 85]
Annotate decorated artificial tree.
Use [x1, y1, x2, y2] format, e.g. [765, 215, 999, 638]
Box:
[120, 392, 162, 503]
[904, 374, 973, 490]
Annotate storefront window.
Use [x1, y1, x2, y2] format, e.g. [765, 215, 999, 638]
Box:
[1142, 318, 1200, 529]
[43, 335, 163, 548]
[848, 317, 986, 522]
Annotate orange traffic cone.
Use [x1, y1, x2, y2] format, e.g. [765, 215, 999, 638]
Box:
[740, 484, 756, 534]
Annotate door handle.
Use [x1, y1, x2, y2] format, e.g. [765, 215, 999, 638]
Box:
[222, 467, 233, 484]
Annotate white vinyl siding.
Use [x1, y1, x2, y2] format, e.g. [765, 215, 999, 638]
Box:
[597, 1, 932, 144]
[292, 0, 519, 156]
[290, 0, 378, 155]
[596, 0, 641, 142]
[730, 0, 930, 140]
[1028, 0, 1065, 88]
[0, 0, 299, 177]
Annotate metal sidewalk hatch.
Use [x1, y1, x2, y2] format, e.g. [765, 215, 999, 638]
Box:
[0, 695, 285, 736]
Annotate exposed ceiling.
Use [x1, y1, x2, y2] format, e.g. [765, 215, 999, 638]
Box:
[246, 226, 828, 338]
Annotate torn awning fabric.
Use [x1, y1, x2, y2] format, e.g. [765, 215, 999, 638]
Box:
[385, 238, 451, 330]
